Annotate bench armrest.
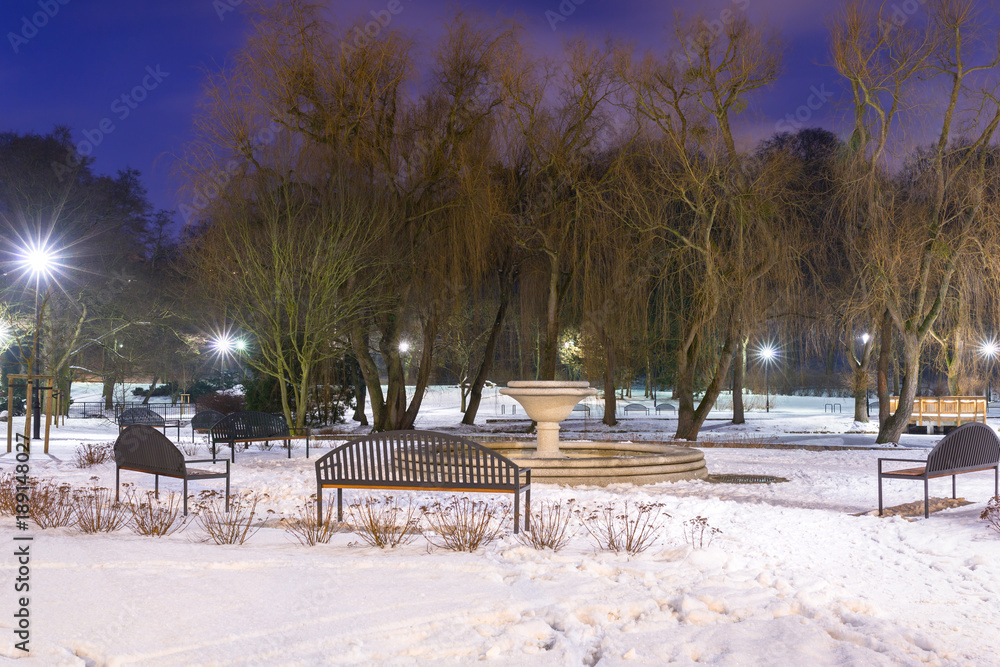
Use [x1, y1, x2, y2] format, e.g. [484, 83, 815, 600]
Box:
[185, 458, 230, 467]
[877, 457, 926, 464]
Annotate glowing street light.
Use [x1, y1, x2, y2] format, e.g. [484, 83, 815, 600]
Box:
[17, 241, 57, 440]
[212, 335, 245, 389]
[757, 344, 778, 413]
[861, 333, 871, 345]
[981, 339, 999, 403]
[399, 340, 410, 353]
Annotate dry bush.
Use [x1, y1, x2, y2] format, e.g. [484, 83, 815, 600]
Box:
[73, 443, 114, 468]
[73, 486, 130, 533]
[423, 497, 509, 553]
[196, 491, 267, 545]
[582, 501, 670, 555]
[126, 489, 186, 537]
[982, 495, 1000, 535]
[177, 442, 200, 456]
[515, 501, 573, 552]
[254, 440, 275, 451]
[682, 515, 722, 549]
[0, 472, 32, 516]
[31, 480, 77, 529]
[283, 498, 341, 546]
[347, 495, 419, 549]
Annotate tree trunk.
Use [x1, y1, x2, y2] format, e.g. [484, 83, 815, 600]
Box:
[102, 376, 115, 410]
[539, 254, 561, 380]
[877, 311, 892, 426]
[877, 334, 919, 444]
[676, 320, 738, 441]
[400, 317, 439, 429]
[602, 332, 617, 427]
[463, 274, 513, 425]
[351, 325, 387, 430]
[349, 354, 368, 426]
[142, 375, 159, 405]
[732, 336, 747, 425]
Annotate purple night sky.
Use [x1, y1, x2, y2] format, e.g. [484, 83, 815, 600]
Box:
[3, 0, 979, 222]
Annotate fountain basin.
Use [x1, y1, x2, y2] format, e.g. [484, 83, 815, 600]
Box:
[488, 441, 708, 486]
[499, 380, 598, 458]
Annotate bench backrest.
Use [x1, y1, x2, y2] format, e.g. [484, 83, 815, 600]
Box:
[211, 411, 289, 441]
[119, 407, 165, 427]
[114, 424, 186, 476]
[191, 409, 225, 431]
[624, 403, 646, 411]
[926, 422, 1000, 473]
[316, 430, 521, 490]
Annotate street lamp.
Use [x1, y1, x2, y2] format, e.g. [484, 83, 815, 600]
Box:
[861, 333, 871, 418]
[17, 242, 56, 440]
[757, 344, 778, 413]
[980, 339, 998, 403]
[212, 335, 243, 389]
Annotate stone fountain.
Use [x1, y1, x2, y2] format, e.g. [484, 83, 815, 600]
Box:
[494, 380, 707, 486]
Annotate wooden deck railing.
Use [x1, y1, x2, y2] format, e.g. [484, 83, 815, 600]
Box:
[887, 396, 987, 428]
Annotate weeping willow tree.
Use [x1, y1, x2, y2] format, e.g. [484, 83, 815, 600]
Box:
[616, 12, 802, 441]
[831, 0, 1000, 443]
[181, 1, 516, 431]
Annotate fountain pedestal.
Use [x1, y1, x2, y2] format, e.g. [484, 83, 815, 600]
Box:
[498, 380, 597, 458]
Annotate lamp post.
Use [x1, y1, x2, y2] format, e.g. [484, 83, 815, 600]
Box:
[981, 340, 998, 403]
[757, 345, 777, 413]
[213, 336, 244, 390]
[861, 333, 871, 418]
[19, 244, 56, 440]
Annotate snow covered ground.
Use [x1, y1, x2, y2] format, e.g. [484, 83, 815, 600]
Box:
[2, 385, 999, 665]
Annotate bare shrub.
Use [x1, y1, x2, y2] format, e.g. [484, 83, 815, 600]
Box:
[346, 495, 419, 549]
[0, 472, 31, 516]
[255, 440, 275, 451]
[982, 495, 1000, 535]
[177, 442, 200, 456]
[126, 489, 186, 537]
[423, 497, 508, 553]
[582, 501, 670, 556]
[196, 491, 267, 545]
[31, 480, 76, 529]
[73, 487, 130, 533]
[682, 515, 722, 549]
[515, 501, 572, 552]
[73, 443, 114, 468]
[283, 498, 341, 546]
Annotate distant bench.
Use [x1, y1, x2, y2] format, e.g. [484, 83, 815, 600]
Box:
[210, 411, 310, 462]
[878, 421, 1000, 518]
[315, 430, 531, 533]
[118, 407, 181, 441]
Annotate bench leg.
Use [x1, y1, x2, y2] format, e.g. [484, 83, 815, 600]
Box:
[225, 475, 230, 512]
[338, 488, 343, 522]
[286, 439, 291, 459]
[231, 441, 236, 463]
[878, 474, 883, 516]
[317, 487, 323, 525]
[155, 474, 159, 500]
[116, 466, 120, 502]
[525, 485, 531, 532]
[952, 474, 957, 499]
[513, 489, 520, 535]
[183, 479, 188, 516]
[924, 478, 929, 519]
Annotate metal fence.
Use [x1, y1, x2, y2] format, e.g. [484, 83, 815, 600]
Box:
[68, 402, 193, 421]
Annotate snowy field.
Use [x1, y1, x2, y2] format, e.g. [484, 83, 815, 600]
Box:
[2, 385, 1000, 665]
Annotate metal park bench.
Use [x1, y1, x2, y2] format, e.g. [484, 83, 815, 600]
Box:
[655, 403, 676, 415]
[210, 410, 310, 462]
[571, 404, 590, 416]
[190, 409, 225, 442]
[878, 422, 1000, 518]
[118, 406, 181, 441]
[315, 430, 531, 533]
[114, 424, 230, 515]
[623, 403, 649, 416]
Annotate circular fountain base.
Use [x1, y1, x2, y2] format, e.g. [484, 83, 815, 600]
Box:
[488, 441, 708, 486]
